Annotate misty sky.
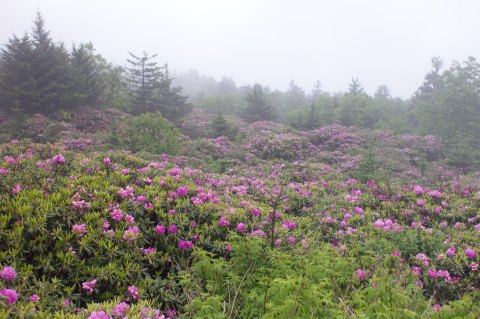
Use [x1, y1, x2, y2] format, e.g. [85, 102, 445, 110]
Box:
[1, 0, 480, 98]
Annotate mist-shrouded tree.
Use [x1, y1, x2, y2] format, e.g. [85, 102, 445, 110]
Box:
[413, 57, 444, 102]
[30, 12, 74, 114]
[0, 12, 74, 114]
[70, 42, 106, 107]
[286, 80, 307, 108]
[311, 80, 323, 101]
[412, 57, 480, 168]
[125, 51, 163, 114]
[346, 77, 365, 96]
[153, 64, 192, 125]
[0, 33, 36, 114]
[125, 54, 191, 123]
[218, 76, 237, 95]
[100, 64, 132, 111]
[209, 111, 230, 138]
[241, 83, 277, 123]
[374, 85, 392, 100]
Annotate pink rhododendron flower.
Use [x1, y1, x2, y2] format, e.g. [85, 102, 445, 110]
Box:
[413, 185, 424, 195]
[112, 301, 130, 317]
[355, 269, 365, 280]
[411, 266, 422, 277]
[218, 217, 230, 227]
[428, 190, 441, 198]
[178, 240, 193, 250]
[124, 214, 134, 225]
[168, 224, 178, 235]
[155, 224, 165, 235]
[446, 248, 456, 256]
[52, 154, 65, 164]
[465, 248, 476, 259]
[354, 207, 364, 214]
[176, 186, 188, 197]
[236, 223, 246, 233]
[1, 266, 16, 282]
[11, 184, 22, 194]
[470, 262, 478, 271]
[0, 288, 18, 304]
[168, 168, 180, 176]
[82, 279, 97, 295]
[432, 304, 441, 311]
[427, 269, 438, 278]
[111, 208, 123, 221]
[72, 224, 87, 237]
[128, 285, 140, 300]
[4, 156, 16, 164]
[118, 186, 134, 198]
[122, 226, 139, 242]
[392, 250, 401, 257]
[144, 247, 156, 254]
[287, 236, 296, 245]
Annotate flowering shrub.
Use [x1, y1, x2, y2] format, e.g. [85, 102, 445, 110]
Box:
[0, 141, 478, 317]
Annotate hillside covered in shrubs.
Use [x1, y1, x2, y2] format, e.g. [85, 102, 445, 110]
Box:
[1, 11, 480, 319]
[0, 141, 479, 318]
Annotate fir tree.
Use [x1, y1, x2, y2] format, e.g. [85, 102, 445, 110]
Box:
[70, 42, 106, 106]
[125, 51, 163, 114]
[0, 33, 36, 113]
[30, 11, 74, 114]
[241, 84, 277, 123]
[209, 111, 230, 138]
[154, 64, 191, 124]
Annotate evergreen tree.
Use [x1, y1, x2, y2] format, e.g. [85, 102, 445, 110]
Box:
[311, 80, 323, 101]
[286, 80, 307, 108]
[125, 51, 163, 114]
[413, 57, 444, 102]
[209, 111, 230, 138]
[100, 64, 132, 111]
[0, 33, 36, 113]
[154, 64, 192, 124]
[305, 102, 320, 130]
[241, 84, 277, 123]
[374, 85, 392, 100]
[70, 42, 106, 106]
[346, 77, 365, 96]
[30, 11, 74, 114]
[357, 145, 377, 183]
[218, 76, 237, 95]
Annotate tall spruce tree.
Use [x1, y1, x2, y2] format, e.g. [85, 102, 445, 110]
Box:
[70, 42, 106, 106]
[154, 64, 191, 124]
[241, 84, 277, 123]
[30, 11, 74, 114]
[0, 33, 36, 113]
[125, 51, 163, 114]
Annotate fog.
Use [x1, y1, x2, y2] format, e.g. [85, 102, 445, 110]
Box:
[1, 0, 480, 97]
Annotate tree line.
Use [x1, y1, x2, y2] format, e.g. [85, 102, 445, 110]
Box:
[0, 12, 479, 168]
[0, 12, 191, 124]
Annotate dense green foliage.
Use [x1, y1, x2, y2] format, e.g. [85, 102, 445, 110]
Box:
[0, 141, 479, 318]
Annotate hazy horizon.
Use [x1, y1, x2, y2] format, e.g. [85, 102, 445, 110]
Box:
[2, 0, 480, 98]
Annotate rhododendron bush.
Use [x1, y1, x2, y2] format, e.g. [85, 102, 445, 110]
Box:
[0, 141, 479, 318]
